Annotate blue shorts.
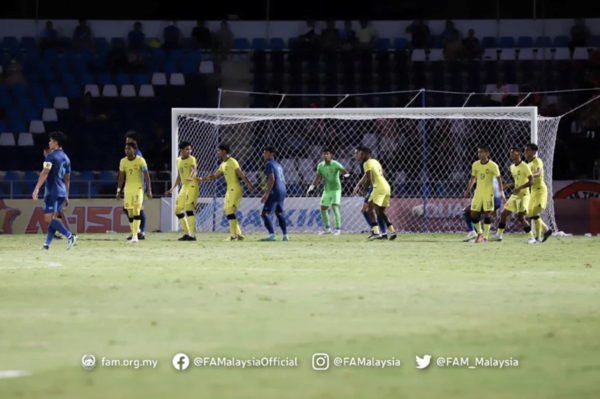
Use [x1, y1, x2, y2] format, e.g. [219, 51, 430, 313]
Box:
[44, 195, 66, 214]
[364, 186, 374, 204]
[263, 194, 286, 214]
[493, 196, 501, 211]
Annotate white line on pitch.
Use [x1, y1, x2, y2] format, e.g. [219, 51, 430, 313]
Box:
[0, 370, 30, 379]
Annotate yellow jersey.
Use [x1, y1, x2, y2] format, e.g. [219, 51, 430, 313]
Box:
[119, 156, 147, 190]
[510, 161, 533, 197]
[528, 157, 547, 191]
[176, 155, 197, 186]
[218, 157, 242, 190]
[472, 160, 500, 197]
[363, 159, 390, 190]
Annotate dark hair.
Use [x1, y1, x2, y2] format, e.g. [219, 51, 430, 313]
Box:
[179, 141, 192, 150]
[322, 147, 333, 154]
[265, 146, 277, 155]
[49, 131, 67, 147]
[218, 143, 230, 153]
[478, 146, 490, 153]
[125, 131, 139, 142]
[126, 142, 138, 150]
[525, 143, 538, 152]
[361, 146, 372, 155]
[511, 146, 522, 153]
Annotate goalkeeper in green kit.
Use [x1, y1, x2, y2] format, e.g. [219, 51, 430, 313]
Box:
[307, 148, 350, 235]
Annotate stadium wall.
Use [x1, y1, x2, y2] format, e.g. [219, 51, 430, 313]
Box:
[0, 19, 596, 42]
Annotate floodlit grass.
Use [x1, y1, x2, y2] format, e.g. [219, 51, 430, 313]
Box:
[0, 233, 599, 399]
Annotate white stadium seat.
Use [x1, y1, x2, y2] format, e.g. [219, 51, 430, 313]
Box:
[428, 49, 444, 61]
[84, 84, 100, 97]
[411, 49, 426, 62]
[29, 120, 45, 134]
[120, 84, 137, 97]
[53, 96, 69, 109]
[151, 73, 167, 85]
[482, 48, 498, 61]
[518, 48, 535, 61]
[102, 84, 118, 97]
[169, 73, 185, 85]
[553, 48, 570, 60]
[572, 47, 589, 60]
[199, 60, 215, 74]
[17, 133, 34, 146]
[42, 108, 58, 122]
[0, 132, 16, 146]
[500, 48, 516, 61]
[139, 84, 155, 97]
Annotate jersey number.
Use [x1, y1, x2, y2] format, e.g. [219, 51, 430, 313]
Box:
[58, 162, 67, 179]
[480, 173, 485, 180]
[277, 167, 285, 183]
[129, 169, 133, 175]
[487, 201, 492, 208]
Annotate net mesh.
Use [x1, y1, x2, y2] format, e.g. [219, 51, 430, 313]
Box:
[173, 109, 560, 234]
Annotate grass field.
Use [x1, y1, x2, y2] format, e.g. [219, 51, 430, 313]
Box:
[0, 232, 599, 399]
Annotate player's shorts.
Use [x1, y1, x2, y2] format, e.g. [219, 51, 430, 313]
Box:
[505, 194, 530, 214]
[224, 187, 243, 213]
[471, 192, 495, 212]
[528, 188, 548, 216]
[263, 192, 286, 214]
[43, 195, 66, 214]
[321, 189, 342, 207]
[368, 186, 391, 208]
[124, 187, 144, 210]
[364, 186, 374, 204]
[176, 183, 200, 210]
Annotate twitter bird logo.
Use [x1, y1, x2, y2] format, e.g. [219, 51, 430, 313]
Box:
[416, 355, 432, 369]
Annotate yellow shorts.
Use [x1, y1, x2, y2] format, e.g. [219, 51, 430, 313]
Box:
[505, 194, 530, 214]
[471, 192, 495, 212]
[224, 188, 243, 212]
[124, 188, 144, 210]
[176, 184, 199, 209]
[369, 186, 391, 207]
[528, 188, 548, 216]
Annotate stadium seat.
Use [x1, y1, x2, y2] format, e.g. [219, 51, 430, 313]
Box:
[169, 49, 184, 62]
[517, 36, 534, 48]
[48, 83, 64, 98]
[80, 73, 94, 85]
[169, 73, 185, 85]
[499, 36, 515, 48]
[11, 120, 26, 133]
[0, 121, 7, 132]
[17, 132, 34, 146]
[252, 38, 267, 50]
[42, 108, 58, 122]
[98, 73, 113, 85]
[24, 171, 39, 192]
[151, 73, 167, 85]
[376, 38, 391, 50]
[500, 48, 516, 61]
[53, 97, 69, 109]
[29, 120, 45, 134]
[553, 35, 569, 47]
[116, 72, 130, 85]
[120, 84, 136, 97]
[572, 47, 589, 60]
[21, 36, 36, 49]
[84, 84, 100, 97]
[99, 171, 115, 187]
[554, 48, 570, 60]
[393, 38, 409, 49]
[411, 49, 426, 62]
[186, 50, 203, 63]
[134, 73, 150, 85]
[102, 85, 119, 97]
[66, 84, 81, 98]
[428, 49, 444, 61]
[139, 84, 155, 97]
[232, 38, 250, 51]
[199, 60, 214, 74]
[481, 37, 497, 48]
[164, 61, 178, 74]
[518, 48, 535, 61]
[0, 133, 16, 146]
[535, 36, 552, 48]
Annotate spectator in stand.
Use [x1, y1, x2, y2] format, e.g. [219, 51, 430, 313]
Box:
[214, 21, 234, 60]
[484, 78, 508, 106]
[73, 19, 93, 51]
[406, 19, 430, 49]
[128, 22, 145, 50]
[163, 19, 181, 50]
[4, 58, 26, 87]
[441, 20, 462, 60]
[570, 19, 591, 49]
[341, 20, 356, 50]
[80, 92, 107, 123]
[299, 20, 321, 53]
[321, 20, 340, 52]
[105, 42, 129, 71]
[192, 20, 212, 49]
[462, 29, 482, 59]
[40, 20, 58, 51]
[356, 20, 377, 51]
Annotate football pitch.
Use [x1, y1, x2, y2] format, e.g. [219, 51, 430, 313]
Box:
[0, 233, 599, 399]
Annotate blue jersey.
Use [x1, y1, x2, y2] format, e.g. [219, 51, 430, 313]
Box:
[136, 148, 147, 190]
[43, 149, 71, 198]
[265, 159, 286, 196]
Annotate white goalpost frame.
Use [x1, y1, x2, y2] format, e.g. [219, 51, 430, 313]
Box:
[170, 106, 555, 234]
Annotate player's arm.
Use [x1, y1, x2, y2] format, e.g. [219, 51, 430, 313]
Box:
[352, 171, 371, 196]
[186, 164, 198, 181]
[32, 161, 52, 200]
[307, 173, 321, 194]
[197, 170, 223, 182]
[463, 175, 476, 198]
[531, 166, 542, 178]
[262, 173, 275, 203]
[235, 168, 255, 191]
[496, 175, 506, 203]
[64, 172, 71, 205]
[165, 172, 182, 195]
[143, 169, 153, 199]
[117, 171, 125, 200]
[514, 174, 534, 194]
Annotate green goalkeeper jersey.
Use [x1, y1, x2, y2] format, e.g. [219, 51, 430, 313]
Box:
[317, 160, 345, 192]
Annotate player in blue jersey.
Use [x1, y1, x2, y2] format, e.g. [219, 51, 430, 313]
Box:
[32, 132, 77, 250]
[125, 131, 147, 240]
[260, 147, 289, 241]
[354, 147, 388, 238]
[463, 173, 502, 242]
[44, 144, 71, 239]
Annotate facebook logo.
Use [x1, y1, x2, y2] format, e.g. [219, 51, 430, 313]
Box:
[172, 353, 190, 370]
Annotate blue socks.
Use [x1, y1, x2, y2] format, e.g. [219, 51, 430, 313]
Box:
[276, 214, 288, 235]
[262, 214, 274, 235]
[464, 211, 475, 232]
[45, 225, 56, 246]
[139, 210, 146, 233]
[377, 216, 388, 234]
[46, 219, 70, 246]
[362, 211, 371, 227]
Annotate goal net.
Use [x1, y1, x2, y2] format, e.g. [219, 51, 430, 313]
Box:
[171, 107, 560, 234]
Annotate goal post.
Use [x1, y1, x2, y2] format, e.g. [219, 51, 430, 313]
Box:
[170, 106, 560, 234]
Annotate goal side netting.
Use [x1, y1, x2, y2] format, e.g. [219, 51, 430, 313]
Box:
[171, 107, 560, 234]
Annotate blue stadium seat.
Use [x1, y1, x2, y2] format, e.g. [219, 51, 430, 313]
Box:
[116, 72, 130, 85]
[17, 97, 33, 109]
[80, 72, 94, 85]
[185, 50, 202, 63]
[56, 60, 70, 74]
[69, 184, 80, 197]
[94, 38, 109, 51]
[151, 48, 166, 63]
[269, 38, 285, 51]
[0, 96, 11, 108]
[591, 35, 600, 47]
[499, 36, 515, 48]
[0, 85, 8, 96]
[58, 37, 72, 49]
[2, 37, 18, 49]
[80, 48, 95, 61]
[98, 73, 113, 85]
[232, 38, 250, 50]
[0, 120, 7, 132]
[11, 120, 26, 133]
[376, 38, 391, 50]
[44, 48, 58, 62]
[62, 50, 76, 64]
[61, 72, 77, 84]
[110, 38, 126, 48]
[517, 36, 534, 48]
[133, 73, 149, 85]
[21, 37, 36, 49]
[164, 61, 178, 74]
[43, 70, 58, 83]
[393, 38, 409, 49]
[66, 84, 81, 98]
[35, 97, 51, 110]
[98, 171, 115, 187]
[25, 48, 40, 61]
[31, 85, 46, 101]
[24, 172, 39, 192]
[535, 36, 552, 48]
[182, 61, 197, 74]
[48, 83, 64, 98]
[554, 35, 569, 47]
[24, 109, 40, 122]
[11, 84, 28, 98]
[74, 59, 88, 73]
[24, 71, 41, 83]
[7, 107, 21, 121]
[5, 172, 24, 197]
[482, 37, 497, 48]
[252, 38, 267, 50]
[169, 49, 184, 61]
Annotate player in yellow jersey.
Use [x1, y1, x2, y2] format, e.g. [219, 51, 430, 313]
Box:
[525, 143, 553, 242]
[196, 144, 255, 241]
[117, 143, 153, 243]
[464, 146, 506, 243]
[352, 146, 397, 241]
[165, 142, 198, 241]
[491, 147, 536, 244]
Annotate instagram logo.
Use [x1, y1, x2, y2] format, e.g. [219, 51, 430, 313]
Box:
[312, 353, 330, 370]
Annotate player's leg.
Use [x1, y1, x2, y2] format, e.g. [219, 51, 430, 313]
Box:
[224, 191, 241, 241]
[361, 201, 371, 230]
[260, 198, 276, 241]
[129, 205, 142, 243]
[331, 190, 342, 235]
[470, 196, 484, 241]
[530, 192, 552, 242]
[367, 200, 382, 240]
[175, 189, 191, 240]
[139, 205, 147, 237]
[463, 205, 477, 241]
[233, 190, 243, 239]
[275, 199, 289, 241]
[493, 197, 517, 241]
[482, 197, 494, 241]
[379, 192, 396, 240]
[184, 185, 199, 241]
[43, 197, 75, 250]
[319, 191, 332, 234]
[519, 196, 536, 243]
[41, 197, 58, 249]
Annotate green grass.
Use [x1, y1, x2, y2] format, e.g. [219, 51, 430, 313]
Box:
[0, 233, 599, 399]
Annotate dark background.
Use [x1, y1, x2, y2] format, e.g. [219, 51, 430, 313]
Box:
[0, 0, 599, 20]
